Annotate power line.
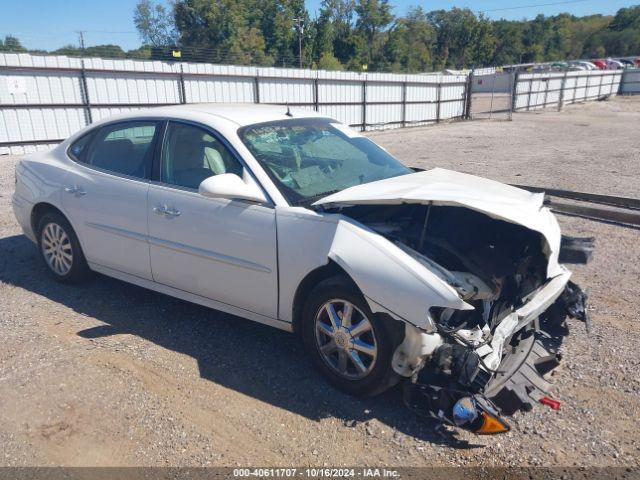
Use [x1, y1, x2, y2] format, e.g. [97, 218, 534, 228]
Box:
[480, 0, 589, 13]
[82, 30, 139, 35]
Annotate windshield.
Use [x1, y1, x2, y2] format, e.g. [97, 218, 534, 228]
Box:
[238, 119, 411, 205]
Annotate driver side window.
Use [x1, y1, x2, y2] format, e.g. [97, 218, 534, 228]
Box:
[161, 122, 243, 190]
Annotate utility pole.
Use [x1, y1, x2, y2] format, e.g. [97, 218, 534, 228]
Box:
[293, 17, 304, 69]
[76, 30, 86, 52]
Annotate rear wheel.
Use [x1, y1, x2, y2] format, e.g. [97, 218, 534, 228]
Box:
[301, 275, 403, 397]
[37, 212, 90, 283]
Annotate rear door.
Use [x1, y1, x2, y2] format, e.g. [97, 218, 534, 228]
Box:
[62, 120, 161, 280]
[147, 121, 278, 318]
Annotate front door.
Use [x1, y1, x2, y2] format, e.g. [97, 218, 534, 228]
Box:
[62, 120, 161, 280]
[147, 121, 278, 318]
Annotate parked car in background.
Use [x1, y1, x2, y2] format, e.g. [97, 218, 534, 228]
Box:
[606, 59, 624, 70]
[570, 60, 597, 70]
[12, 105, 591, 435]
[617, 58, 636, 68]
[591, 59, 607, 69]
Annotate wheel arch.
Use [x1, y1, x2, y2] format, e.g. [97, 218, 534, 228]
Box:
[31, 202, 68, 238]
[291, 259, 359, 335]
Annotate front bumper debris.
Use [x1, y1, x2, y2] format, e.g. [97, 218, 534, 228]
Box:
[404, 280, 591, 434]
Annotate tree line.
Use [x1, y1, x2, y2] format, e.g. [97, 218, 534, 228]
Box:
[2, 1, 639, 72]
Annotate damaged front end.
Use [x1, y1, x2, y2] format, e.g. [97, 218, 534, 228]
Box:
[332, 202, 592, 435]
[315, 169, 594, 434]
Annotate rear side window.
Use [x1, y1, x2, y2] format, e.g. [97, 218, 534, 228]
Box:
[85, 121, 159, 179]
[68, 132, 95, 162]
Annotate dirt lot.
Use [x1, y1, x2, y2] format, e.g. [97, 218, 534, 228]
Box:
[1, 97, 639, 467]
[369, 96, 640, 198]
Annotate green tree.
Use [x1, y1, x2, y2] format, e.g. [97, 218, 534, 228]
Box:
[50, 44, 127, 58]
[312, 0, 357, 67]
[317, 51, 344, 70]
[257, 0, 310, 67]
[126, 45, 153, 59]
[354, 0, 393, 68]
[428, 8, 482, 69]
[174, 0, 272, 65]
[383, 7, 435, 72]
[134, 0, 178, 47]
[492, 20, 524, 65]
[0, 35, 27, 52]
[122, 2, 640, 71]
[469, 14, 496, 67]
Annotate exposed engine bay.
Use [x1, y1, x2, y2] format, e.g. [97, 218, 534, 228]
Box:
[331, 202, 593, 434]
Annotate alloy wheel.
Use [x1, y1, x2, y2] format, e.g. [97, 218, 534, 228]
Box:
[41, 222, 73, 276]
[314, 299, 378, 380]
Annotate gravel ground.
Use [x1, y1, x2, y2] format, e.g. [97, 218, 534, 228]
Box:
[0, 98, 639, 467]
[369, 96, 640, 198]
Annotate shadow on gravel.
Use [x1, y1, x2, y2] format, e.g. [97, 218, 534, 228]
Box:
[0, 233, 480, 449]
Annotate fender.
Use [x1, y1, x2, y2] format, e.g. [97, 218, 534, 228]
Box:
[276, 207, 471, 330]
[327, 220, 472, 330]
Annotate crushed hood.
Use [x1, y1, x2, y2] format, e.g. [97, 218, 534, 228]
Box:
[315, 168, 563, 278]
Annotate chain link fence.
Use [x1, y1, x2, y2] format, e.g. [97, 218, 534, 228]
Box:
[467, 70, 515, 121]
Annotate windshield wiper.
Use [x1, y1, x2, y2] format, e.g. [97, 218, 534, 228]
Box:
[293, 189, 342, 206]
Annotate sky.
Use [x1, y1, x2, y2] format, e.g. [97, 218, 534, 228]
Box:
[0, 0, 635, 52]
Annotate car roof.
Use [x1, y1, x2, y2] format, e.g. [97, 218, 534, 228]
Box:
[125, 103, 327, 127]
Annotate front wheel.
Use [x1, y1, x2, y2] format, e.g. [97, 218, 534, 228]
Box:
[301, 275, 403, 397]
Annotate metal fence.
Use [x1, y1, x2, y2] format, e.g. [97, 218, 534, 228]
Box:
[621, 68, 640, 94]
[0, 53, 468, 155]
[512, 70, 623, 111]
[468, 71, 515, 120]
[1, 53, 637, 155]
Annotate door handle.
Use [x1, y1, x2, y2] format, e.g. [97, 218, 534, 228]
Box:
[153, 205, 168, 215]
[164, 208, 181, 217]
[153, 205, 180, 218]
[64, 185, 86, 197]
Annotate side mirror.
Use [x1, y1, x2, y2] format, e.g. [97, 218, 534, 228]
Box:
[198, 171, 268, 204]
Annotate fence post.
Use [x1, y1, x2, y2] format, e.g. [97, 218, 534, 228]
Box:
[178, 64, 186, 104]
[401, 81, 407, 128]
[361, 79, 367, 132]
[313, 76, 319, 112]
[541, 78, 549, 108]
[78, 59, 93, 125]
[510, 71, 519, 116]
[435, 81, 442, 123]
[558, 71, 568, 111]
[526, 75, 534, 111]
[254, 72, 260, 104]
[619, 70, 627, 95]
[598, 71, 611, 100]
[464, 70, 474, 119]
[583, 74, 588, 102]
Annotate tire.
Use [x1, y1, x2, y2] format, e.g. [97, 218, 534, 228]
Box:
[301, 275, 404, 397]
[37, 211, 90, 283]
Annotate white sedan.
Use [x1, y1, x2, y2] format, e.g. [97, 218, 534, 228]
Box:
[12, 104, 589, 434]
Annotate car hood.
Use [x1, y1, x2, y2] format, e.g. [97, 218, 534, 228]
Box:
[314, 168, 563, 278]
